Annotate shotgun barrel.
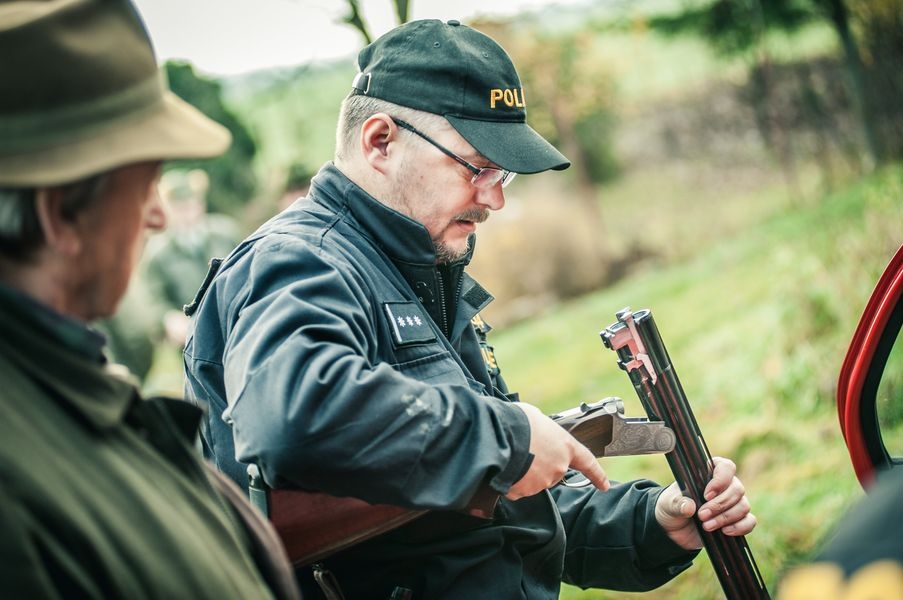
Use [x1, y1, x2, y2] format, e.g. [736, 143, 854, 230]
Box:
[601, 307, 770, 600]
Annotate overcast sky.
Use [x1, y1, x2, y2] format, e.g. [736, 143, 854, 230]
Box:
[132, 0, 591, 77]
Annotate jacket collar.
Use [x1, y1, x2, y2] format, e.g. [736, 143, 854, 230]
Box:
[0, 281, 136, 431]
[309, 163, 476, 268]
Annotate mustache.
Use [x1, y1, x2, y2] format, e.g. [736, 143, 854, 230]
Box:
[454, 208, 489, 224]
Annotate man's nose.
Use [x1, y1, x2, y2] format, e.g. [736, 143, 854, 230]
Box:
[476, 183, 506, 211]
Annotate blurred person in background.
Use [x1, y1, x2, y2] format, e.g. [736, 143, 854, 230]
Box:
[184, 19, 757, 599]
[93, 271, 163, 383]
[278, 162, 315, 212]
[0, 0, 298, 597]
[144, 168, 240, 349]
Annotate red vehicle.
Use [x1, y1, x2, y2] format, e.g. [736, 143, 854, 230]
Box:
[837, 244, 903, 488]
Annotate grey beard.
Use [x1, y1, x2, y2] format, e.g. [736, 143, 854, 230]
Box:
[434, 209, 486, 264]
[434, 237, 470, 264]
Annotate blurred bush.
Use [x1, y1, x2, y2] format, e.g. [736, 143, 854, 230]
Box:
[164, 61, 259, 216]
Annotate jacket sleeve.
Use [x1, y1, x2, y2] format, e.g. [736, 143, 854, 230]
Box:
[218, 237, 533, 510]
[551, 479, 699, 592]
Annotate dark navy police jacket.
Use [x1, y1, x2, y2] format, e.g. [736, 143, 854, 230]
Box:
[183, 163, 696, 599]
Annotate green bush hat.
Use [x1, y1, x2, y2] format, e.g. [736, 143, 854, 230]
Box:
[351, 19, 570, 175]
[0, 0, 230, 187]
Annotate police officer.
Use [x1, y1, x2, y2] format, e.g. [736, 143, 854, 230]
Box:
[185, 19, 756, 599]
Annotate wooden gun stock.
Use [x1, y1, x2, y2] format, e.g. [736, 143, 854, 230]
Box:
[601, 307, 771, 600]
[266, 490, 423, 567]
[251, 399, 674, 567]
[255, 476, 498, 567]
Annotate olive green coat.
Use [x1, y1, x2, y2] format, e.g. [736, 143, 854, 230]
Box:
[0, 283, 298, 599]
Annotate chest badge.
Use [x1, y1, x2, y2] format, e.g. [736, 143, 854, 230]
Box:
[383, 302, 435, 346]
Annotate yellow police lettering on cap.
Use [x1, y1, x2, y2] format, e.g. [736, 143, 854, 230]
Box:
[489, 88, 526, 109]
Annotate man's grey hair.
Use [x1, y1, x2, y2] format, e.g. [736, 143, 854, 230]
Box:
[0, 173, 110, 263]
[335, 95, 449, 162]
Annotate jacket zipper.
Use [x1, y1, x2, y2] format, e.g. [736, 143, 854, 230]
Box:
[436, 269, 450, 338]
[435, 265, 465, 340]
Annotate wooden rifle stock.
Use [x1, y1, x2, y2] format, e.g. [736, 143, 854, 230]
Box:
[601, 307, 771, 600]
[254, 478, 498, 567]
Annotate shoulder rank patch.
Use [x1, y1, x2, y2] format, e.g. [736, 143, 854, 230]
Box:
[384, 302, 435, 346]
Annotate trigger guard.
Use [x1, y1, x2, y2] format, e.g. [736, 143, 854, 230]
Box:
[559, 473, 593, 488]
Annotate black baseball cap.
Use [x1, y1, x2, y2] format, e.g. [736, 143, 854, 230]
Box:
[351, 19, 570, 175]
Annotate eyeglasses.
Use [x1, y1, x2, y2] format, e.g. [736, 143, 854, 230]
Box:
[392, 118, 516, 189]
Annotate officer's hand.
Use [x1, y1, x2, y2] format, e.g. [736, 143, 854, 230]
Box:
[654, 456, 757, 550]
[506, 402, 610, 500]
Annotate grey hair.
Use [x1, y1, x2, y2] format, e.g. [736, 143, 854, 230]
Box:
[0, 173, 110, 263]
[334, 95, 449, 162]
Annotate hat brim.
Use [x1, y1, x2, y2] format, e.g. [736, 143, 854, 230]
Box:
[446, 116, 570, 175]
[0, 91, 231, 187]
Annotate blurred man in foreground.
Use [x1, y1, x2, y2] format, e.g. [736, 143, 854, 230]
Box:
[777, 466, 903, 599]
[0, 1, 298, 597]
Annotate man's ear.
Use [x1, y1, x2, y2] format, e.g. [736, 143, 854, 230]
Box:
[359, 113, 402, 175]
[34, 188, 82, 256]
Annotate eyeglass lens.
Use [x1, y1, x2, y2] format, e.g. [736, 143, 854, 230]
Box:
[474, 169, 516, 189]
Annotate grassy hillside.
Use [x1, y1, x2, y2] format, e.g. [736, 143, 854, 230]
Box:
[493, 163, 903, 598]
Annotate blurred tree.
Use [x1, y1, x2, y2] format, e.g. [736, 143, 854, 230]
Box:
[648, 0, 812, 55]
[847, 0, 903, 160]
[164, 61, 258, 215]
[521, 30, 620, 188]
[474, 20, 617, 249]
[814, 0, 883, 167]
[648, 0, 893, 170]
[652, 1, 812, 198]
[341, 0, 410, 44]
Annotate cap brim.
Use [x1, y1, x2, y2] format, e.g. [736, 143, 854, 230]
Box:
[0, 91, 231, 187]
[446, 116, 570, 174]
